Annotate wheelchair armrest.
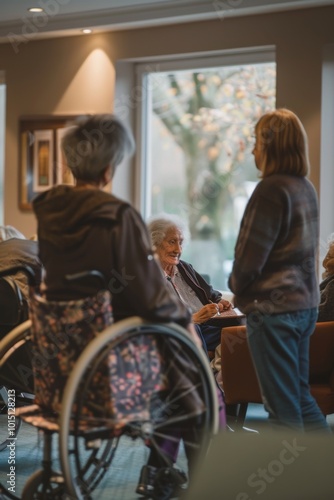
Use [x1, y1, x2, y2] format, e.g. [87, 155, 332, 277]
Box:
[0, 277, 25, 330]
[0, 264, 37, 286]
[65, 270, 107, 288]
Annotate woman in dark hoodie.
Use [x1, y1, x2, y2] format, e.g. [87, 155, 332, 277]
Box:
[33, 115, 195, 328]
[32, 115, 206, 497]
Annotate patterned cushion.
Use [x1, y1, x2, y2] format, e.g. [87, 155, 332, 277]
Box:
[30, 290, 113, 417]
[29, 291, 168, 430]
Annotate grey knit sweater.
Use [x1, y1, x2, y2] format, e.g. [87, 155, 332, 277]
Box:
[229, 174, 320, 315]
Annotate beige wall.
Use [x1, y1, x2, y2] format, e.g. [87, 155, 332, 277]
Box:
[1, 5, 334, 236]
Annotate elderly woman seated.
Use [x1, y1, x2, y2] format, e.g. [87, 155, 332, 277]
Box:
[147, 214, 235, 354]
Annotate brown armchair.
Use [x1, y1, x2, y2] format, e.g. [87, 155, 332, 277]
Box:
[220, 321, 334, 427]
[309, 321, 334, 415]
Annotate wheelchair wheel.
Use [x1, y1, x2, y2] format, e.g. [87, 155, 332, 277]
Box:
[60, 317, 218, 499]
[0, 320, 40, 499]
[0, 319, 34, 397]
[0, 320, 34, 449]
[21, 469, 65, 500]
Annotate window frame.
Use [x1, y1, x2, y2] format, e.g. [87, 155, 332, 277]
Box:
[0, 78, 6, 226]
[134, 45, 276, 219]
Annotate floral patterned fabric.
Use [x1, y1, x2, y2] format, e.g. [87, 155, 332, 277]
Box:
[30, 290, 113, 417]
[108, 334, 168, 428]
[29, 291, 168, 429]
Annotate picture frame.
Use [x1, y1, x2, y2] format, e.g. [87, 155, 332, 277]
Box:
[33, 129, 53, 192]
[19, 115, 79, 211]
[56, 126, 75, 186]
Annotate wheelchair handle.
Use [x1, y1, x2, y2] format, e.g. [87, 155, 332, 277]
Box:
[65, 270, 107, 287]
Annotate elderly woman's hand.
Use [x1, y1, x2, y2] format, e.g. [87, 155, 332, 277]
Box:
[217, 299, 233, 313]
[192, 303, 219, 324]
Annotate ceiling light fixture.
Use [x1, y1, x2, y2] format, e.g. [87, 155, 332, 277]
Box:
[82, 29, 93, 34]
[28, 7, 44, 13]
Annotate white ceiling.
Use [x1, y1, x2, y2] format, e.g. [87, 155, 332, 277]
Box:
[1, 0, 334, 43]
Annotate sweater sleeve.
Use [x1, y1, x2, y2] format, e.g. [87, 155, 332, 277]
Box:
[193, 268, 222, 303]
[228, 182, 284, 295]
[178, 260, 222, 304]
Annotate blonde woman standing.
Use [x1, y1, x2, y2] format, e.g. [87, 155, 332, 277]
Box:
[229, 108, 330, 432]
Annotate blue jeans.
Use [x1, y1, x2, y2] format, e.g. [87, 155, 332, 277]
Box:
[247, 308, 330, 432]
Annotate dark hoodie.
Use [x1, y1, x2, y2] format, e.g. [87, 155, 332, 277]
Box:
[33, 185, 190, 325]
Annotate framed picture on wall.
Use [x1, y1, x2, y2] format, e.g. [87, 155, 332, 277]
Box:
[56, 126, 75, 186]
[19, 115, 80, 211]
[33, 130, 53, 192]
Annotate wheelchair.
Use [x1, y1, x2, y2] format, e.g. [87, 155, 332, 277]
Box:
[0, 319, 34, 450]
[0, 267, 35, 454]
[0, 267, 218, 499]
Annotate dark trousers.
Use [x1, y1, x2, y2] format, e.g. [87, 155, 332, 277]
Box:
[196, 317, 245, 352]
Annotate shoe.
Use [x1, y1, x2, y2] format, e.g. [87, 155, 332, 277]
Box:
[136, 465, 157, 496]
[153, 467, 187, 499]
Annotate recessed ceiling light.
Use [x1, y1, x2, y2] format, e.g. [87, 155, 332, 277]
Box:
[82, 29, 93, 34]
[28, 7, 44, 13]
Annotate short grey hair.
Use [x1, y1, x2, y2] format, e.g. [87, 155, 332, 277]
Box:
[147, 214, 189, 249]
[61, 114, 135, 181]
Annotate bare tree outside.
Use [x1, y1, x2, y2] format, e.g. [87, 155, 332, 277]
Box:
[147, 62, 276, 289]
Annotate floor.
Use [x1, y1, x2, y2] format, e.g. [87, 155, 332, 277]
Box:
[245, 403, 334, 431]
[1, 404, 333, 499]
[0, 412, 187, 499]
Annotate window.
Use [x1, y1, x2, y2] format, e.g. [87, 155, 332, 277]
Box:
[137, 49, 276, 290]
[320, 44, 334, 262]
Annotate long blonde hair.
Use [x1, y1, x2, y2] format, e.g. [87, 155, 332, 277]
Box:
[255, 108, 310, 178]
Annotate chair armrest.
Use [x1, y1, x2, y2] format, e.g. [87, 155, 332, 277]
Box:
[220, 325, 262, 406]
[329, 371, 334, 391]
[309, 321, 334, 383]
